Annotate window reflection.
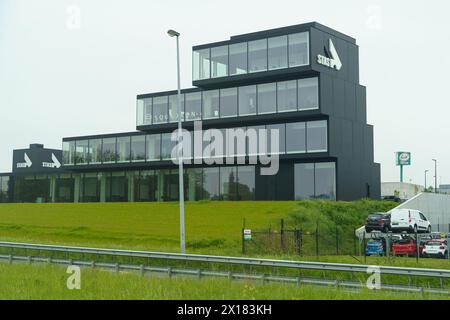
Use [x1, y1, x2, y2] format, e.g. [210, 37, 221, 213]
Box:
[152, 96, 168, 124]
[229, 43, 247, 75]
[248, 39, 267, 73]
[211, 45, 228, 78]
[288, 32, 309, 67]
[238, 85, 257, 116]
[268, 35, 288, 70]
[185, 92, 202, 121]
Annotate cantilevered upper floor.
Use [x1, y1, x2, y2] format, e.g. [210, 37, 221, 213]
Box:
[136, 22, 362, 132]
[191, 22, 359, 88]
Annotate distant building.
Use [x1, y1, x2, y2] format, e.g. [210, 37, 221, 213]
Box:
[381, 182, 424, 201]
[439, 185, 450, 194]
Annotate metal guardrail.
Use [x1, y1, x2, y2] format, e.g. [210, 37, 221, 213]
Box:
[0, 241, 449, 279]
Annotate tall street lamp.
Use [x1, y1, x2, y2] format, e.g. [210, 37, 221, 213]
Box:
[424, 169, 429, 192]
[432, 159, 437, 194]
[167, 29, 185, 253]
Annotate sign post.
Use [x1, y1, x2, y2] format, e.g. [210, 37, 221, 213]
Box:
[396, 152, 411, 183]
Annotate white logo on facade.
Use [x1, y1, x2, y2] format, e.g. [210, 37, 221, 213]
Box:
[42, 153, 61, 169]
[317, 39, 342, 71]
[17, 153, 32, 168]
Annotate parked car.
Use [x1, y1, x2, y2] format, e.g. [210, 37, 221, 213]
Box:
[390, 209, 431, 233]
[365, 238, 387, 256]
[422, 239, 448, 259]
[365, 212, 390, 233]
[392, 237, 423, 257]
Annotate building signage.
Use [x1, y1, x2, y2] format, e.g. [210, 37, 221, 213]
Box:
[317, 39, 342, 71]
[16, 153, 33, 168]
[396, 152, 411, 166]
[42, 153, 61, 169]
[12, 145, 63, 174]
[243, 229, 252, 241]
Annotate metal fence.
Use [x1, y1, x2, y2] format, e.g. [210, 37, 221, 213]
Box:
[242, 219, 358, 257]
[243, 219, 450, 258]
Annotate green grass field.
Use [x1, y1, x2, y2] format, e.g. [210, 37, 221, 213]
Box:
[0, 200, 449, 300]
[0, 200, 394, 256]
[0, 262, 446, 300]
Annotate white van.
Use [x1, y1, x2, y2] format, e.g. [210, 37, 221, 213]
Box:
[390, 209, 431, 233]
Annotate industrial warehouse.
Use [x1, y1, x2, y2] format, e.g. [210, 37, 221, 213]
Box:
[0, 22, 380, 203]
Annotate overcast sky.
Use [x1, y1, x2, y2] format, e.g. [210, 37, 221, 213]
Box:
[1, 0, 449, 187]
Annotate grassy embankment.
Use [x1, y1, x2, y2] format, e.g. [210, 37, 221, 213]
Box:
[0, 262, 446, 300]
[0, 200, 394, 256]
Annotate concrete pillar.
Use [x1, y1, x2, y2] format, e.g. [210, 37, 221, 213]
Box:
[50, 175, 56, 203]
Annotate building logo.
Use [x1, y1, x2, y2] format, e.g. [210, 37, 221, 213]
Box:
[16, 153, 33, 168]
[42, 153, 62, 169]
[317, 39, 342, 71]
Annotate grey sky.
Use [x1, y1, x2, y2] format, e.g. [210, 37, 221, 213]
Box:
[1, 0, 449, 187]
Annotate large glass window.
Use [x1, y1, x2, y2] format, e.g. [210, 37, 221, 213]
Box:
[266, 123, 286, 154]
[294, 163, 315, 200]
[306, 120, 327, 152]
[298, 77, 319, 110]
[62, 141, 75, 165]
[315, 162, 336, 200]
[106, 172, 128, 202]
[75, 140, 89, 165]
[117, 136, 131, 163]
[88, 139, 102, 164]
[288, 32, 309, 67]
[146, 134, 161, 161]
[202, 90, 220, 119]
[136, 99, 144, 126]
[55, 174, 74, 202]
[229, 43, 247, 75]
[80, 173, 100, 202]
[268, 35, 288, 70]
[277, 80, 297, 112]
[220, 87, 238, 118]
[136, 170, 158, 202]
[185, 92, 202, 121]
[203, 167, 220, 200]
[186, 168, 203, 201]
[257, 83, 276, 114]
[161, 133, 176, 160]
[0, 176, 10, 202]
[152, 96, 168, 124]
[102, 138, 117, 163]
[193, 49, 210, 80]
[248, 39, 267, 73]
[168, 94, 184, 123]
[238, 85, 257, 116]
[286, 122, 306, 153]
[131, 135, 146, 162]
[220, 166, 238, 200]
[237, 166, 255, 200]
[143, 98, 152, 125]
[211, 45, 228, 78]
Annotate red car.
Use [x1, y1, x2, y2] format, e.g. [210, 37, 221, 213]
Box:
[392, 238, 424, 257]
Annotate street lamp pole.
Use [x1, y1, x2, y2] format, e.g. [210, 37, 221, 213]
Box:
[168, 29, 185, 253]
[424, 170, 428, 192]
[432, 159, 437, 194]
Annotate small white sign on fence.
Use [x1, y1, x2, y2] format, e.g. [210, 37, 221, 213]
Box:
[243, 229, 252, 241]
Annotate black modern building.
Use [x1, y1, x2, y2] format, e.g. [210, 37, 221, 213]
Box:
[0, 22, 380, 203]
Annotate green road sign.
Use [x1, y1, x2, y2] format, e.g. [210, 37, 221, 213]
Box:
[396, 152, 411, 166]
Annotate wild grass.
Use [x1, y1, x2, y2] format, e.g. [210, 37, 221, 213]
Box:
[0, 262, 447, 300]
